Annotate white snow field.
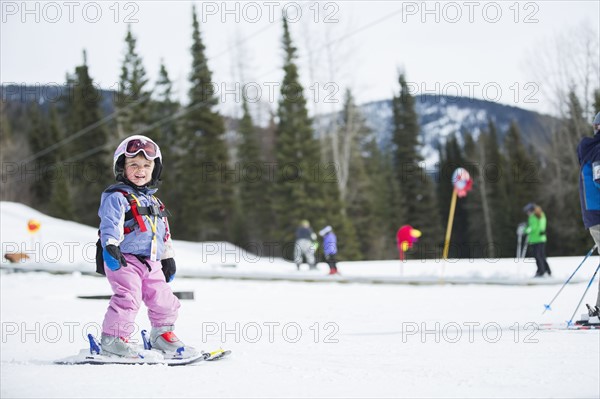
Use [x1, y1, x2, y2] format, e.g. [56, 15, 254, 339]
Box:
[1, 201, 599, 398]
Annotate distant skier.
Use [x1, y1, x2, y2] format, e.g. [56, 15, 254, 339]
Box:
[294, 220, 317, 270]
[523, 203, 552, 277]
[396, 225, 422, 261]
[319, 225, 338, 275]
[577, 111, 600, 318]
[96, 135, 194, 358]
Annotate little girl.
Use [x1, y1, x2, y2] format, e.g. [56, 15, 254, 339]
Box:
[97, 135, 193, 358]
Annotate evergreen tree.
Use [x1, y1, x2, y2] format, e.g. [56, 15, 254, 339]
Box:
[272, 16, 325, 255]
[116, 25, 151, 137]
[504, 121, 538, 256]
[339, 90, 377, 259]
[480, 121, 512, 257]
[391, 73, 442, 259]
[271, 17, 361, 259]
[463, 132, 489, 258]
[178, 6, 234, 241]
[26, 104, 51, 206]
[151, 60, 181, 221]
[237, 94, 272, 248]
[63, 51, 112, 226]
[350, 135, 398, 259]
[153, 60, 179, 145]
[47, 106, 75, 220]
[0, 101, 30, 202]
[542, 91, 589, 255]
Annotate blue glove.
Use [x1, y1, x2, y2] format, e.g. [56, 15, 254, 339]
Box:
[161, 258, 176, 282]
[103, 245, 127, 271]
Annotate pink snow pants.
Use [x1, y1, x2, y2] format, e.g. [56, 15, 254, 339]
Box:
[102, 254, 180, 338]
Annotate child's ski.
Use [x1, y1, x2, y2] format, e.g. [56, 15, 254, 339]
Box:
[55, 334, 231, 366]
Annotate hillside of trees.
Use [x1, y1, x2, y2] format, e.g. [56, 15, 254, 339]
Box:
[1, 8, 598, 260]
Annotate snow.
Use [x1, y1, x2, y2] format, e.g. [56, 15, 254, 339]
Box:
[1, 201, 599, 398]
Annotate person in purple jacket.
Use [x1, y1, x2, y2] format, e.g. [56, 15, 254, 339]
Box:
[97, 135, 195, 358]
[319, 225, 338, 275]
[577, 111, 600, 318]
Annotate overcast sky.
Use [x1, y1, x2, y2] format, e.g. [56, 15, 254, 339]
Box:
[2, 1, 598, 117]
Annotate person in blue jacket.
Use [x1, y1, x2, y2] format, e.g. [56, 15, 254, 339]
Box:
[319, 225, 338, 275]
[577, 111, 600, 318]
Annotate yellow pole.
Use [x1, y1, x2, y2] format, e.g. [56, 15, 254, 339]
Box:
[443, 189, 458, 259]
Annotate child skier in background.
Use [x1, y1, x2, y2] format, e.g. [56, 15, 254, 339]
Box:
[319, 225, 338, 275]
[294, 220, 317, 270]
[577, 111, 600, 318]
[97, 135, 193, 358]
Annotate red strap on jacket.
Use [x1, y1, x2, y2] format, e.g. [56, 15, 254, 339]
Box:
[116, 190, 147, 233]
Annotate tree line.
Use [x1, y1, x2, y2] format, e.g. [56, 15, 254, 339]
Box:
[1, 7, 598, 260]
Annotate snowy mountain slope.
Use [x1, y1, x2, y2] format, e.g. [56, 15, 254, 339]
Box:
[359, 95, 558, 168]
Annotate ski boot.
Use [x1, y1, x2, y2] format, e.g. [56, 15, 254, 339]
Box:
[575, 304, 600, 326]
[150, 325, 198, 359]
[100, 334, 141, 358]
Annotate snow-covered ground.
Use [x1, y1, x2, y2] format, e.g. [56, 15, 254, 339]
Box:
[1, 201, 599, 398]
[1, 272, 599, 398]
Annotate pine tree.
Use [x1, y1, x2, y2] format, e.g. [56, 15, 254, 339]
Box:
[153, 60, 179, 145]
[0, 102, 31, 202]
[237, 94, 272, 248]
[63, 51, 112, 226]
[151, 60, 181, 221]
[463, 132, 489, 258]
[542, 91, 589, 255]
[272, 16, 324, 253]
[47, 106, 75, 220]
[349, 133, 397, 259]
[504, 121, 539, 256]
[178, 6, 234, 241]
[26, 104, 51, 206]
[391, 73, 442, 259]
[481, 121, 512, 257]
[116, 25, 151, 137]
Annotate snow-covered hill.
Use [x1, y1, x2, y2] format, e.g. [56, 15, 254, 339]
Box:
[359, 94, 558, 167]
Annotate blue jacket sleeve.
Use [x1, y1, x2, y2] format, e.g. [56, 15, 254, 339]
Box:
[98, 193, 127, 249]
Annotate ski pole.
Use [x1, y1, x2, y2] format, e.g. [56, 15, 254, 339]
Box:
[521, 236, 529, 260]
[542, 244, 597, 314]
[567, 262, 600, 326]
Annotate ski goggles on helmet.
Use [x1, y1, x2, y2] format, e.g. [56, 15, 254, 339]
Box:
[124, 138, 159, 159]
